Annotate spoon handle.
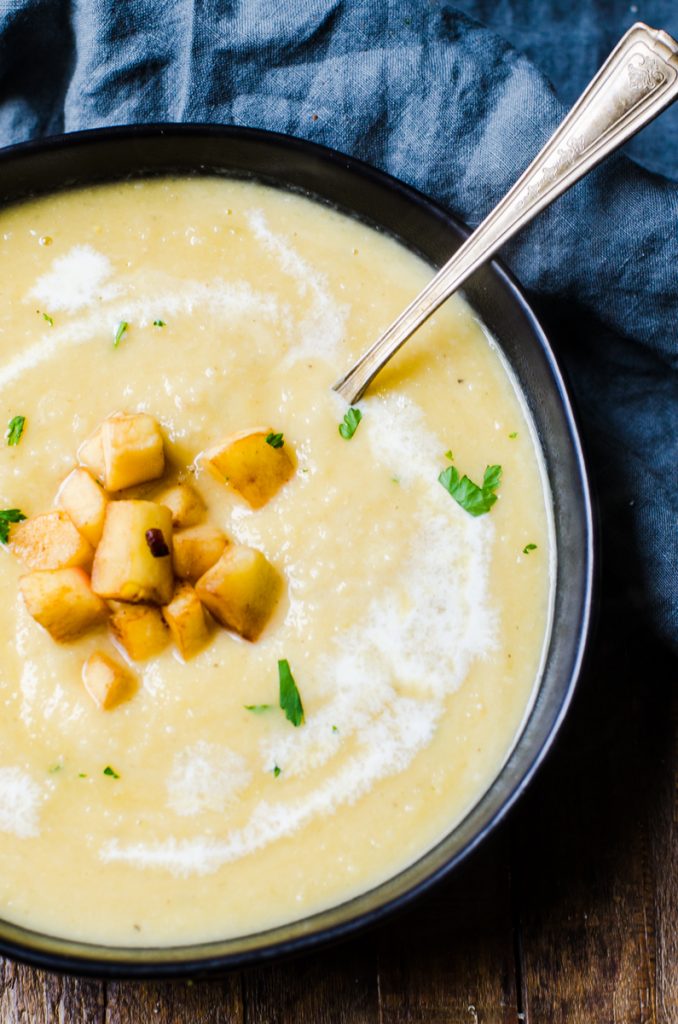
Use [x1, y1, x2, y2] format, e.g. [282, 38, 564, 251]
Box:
[333, 22, 678, 404]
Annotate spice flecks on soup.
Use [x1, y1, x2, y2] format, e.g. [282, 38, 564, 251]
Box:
[0, 177, 551, 945]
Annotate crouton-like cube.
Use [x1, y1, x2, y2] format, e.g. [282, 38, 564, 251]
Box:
[195, 545, 282, 641]
[108, 600, 169, 661]
[78, 427, 105, 482]
[203, 429, 295, 509]
[162, 584, 210, 659]
[10, 511, 94, 571]
[82, 651, 136, 710]
[153, 482, 205, 529]
[101, 413, 165, 491]
[19, 568, 107, 642]
[91, 501, 174, 605]
[173, 524, 228, 583]
[56, 467, 109, 546]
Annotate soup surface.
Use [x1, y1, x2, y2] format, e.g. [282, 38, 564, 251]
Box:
[0, 178, 551, 946]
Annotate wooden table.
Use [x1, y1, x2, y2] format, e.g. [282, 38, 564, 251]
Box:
[1, 619, 675, 1023]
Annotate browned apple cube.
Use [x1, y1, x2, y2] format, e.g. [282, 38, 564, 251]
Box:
[203, 429, 295, 509]
[57, 467, 109, 546]
[78, 426, 105, 482]
[195, 545, 282, 641]
[101, 413, 165, 491]
[82, 651, 136, 710]
[162, 584, 210, 659]
[19, 567, 107, 642]
[108, 600, 169, 661]
[153, 482, 205, 528]
[172, 524, 228, 582]
[10, 511, 94, 571]
[91, 500, 174, 605]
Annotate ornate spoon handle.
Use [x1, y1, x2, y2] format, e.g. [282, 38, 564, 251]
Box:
[333, 22, 678, 404]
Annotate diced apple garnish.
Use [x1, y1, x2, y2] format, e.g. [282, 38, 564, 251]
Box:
[56, 467, 109, 546]
[82, 651, 135, 710]
[172, 524, 228, 583]
[162, 584, 210, 659]
[19, 567, 107, 642]
[101, 413, 165, 491]
[78, 426, 105, 482]
[195, 544, 282, 641]
[108, 600, 169, 661]
[153, 482, 205, 529]
[91, 500, 174, 605]
[10, 511, 94, 571]
[203, 429, 295, 509]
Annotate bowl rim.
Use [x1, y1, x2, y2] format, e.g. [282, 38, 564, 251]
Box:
[0, 122, 594, 979]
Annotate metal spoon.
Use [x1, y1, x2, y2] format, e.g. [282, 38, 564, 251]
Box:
[333, 22, 678, 405]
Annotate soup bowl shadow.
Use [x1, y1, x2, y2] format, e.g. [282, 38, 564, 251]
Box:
[0, 124, 594, 979]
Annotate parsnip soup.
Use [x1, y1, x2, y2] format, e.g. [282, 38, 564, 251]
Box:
[0, 178, 552, 946]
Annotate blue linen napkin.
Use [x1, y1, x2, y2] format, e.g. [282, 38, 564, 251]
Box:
[0, 1, 675, 650]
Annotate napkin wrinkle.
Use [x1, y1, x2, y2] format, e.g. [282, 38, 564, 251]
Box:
[0, 0, 675, 652]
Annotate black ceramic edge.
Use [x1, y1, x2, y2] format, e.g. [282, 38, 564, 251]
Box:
[0, 124, 594, 979]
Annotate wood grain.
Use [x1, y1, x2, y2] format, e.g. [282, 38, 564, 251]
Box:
[373, 832, 518, 1024]
[514, 621, 677, 1024]
[242, 935, 378, 1023]
[0, 960, 103, 1023]
[105, 973, 243, 1024]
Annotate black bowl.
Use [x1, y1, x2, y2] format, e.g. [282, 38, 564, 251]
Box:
[0, 125, 593, 978]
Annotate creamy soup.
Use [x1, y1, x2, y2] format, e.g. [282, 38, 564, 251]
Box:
[0, 178, 552, 946]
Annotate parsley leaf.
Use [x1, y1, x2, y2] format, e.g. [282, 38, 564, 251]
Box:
[278, 658, 304, 727]
[438, 463, 502, 517]
[113, 321, 128, 348]
[103, 765, 120, 779]
[508, 432, 518, 439]
[273, 765, 281, 778]
[6, 415, 25, 446]
[244, 704, 271, 713]
[153, 319, 166, 327]
[41, 311, 54, 327]
[339, 407, 362, 440]
[523, 543, 538, 554]
[0, 508, 26, 544]
[265, 432, 284, 449]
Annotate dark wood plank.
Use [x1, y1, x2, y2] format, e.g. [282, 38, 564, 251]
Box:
[513, 619, 677, 1024]
[648, 646, 678, 1024]
[374, 831, 518, 1024]
[0, 960, 104, 1023]
[242, 935, 379, 1024]
[104, 973, 243, 1024]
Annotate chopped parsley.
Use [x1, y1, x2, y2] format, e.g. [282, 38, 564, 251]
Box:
[103, 765, 120, 779]
[332, 725, 339, 733]
[0, 508, 26, 544]
[278, 658, 304, 727]
[152, 319, 166, 327]
[523, 543, 538, 554]
[6, 415, 25, 446]
[438, 462, 502, 517]
[38, 310, 54, 326]
[78, 773, 87, 778]
[339, 406, 362, 440]
[508, 432, 518, 439]
[244, 704, 271, 713]
[113, 321, 128, 348]
[265, 432, 284, 449]
[48, 763, 63, 774]
[273, 765, 281, 778]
